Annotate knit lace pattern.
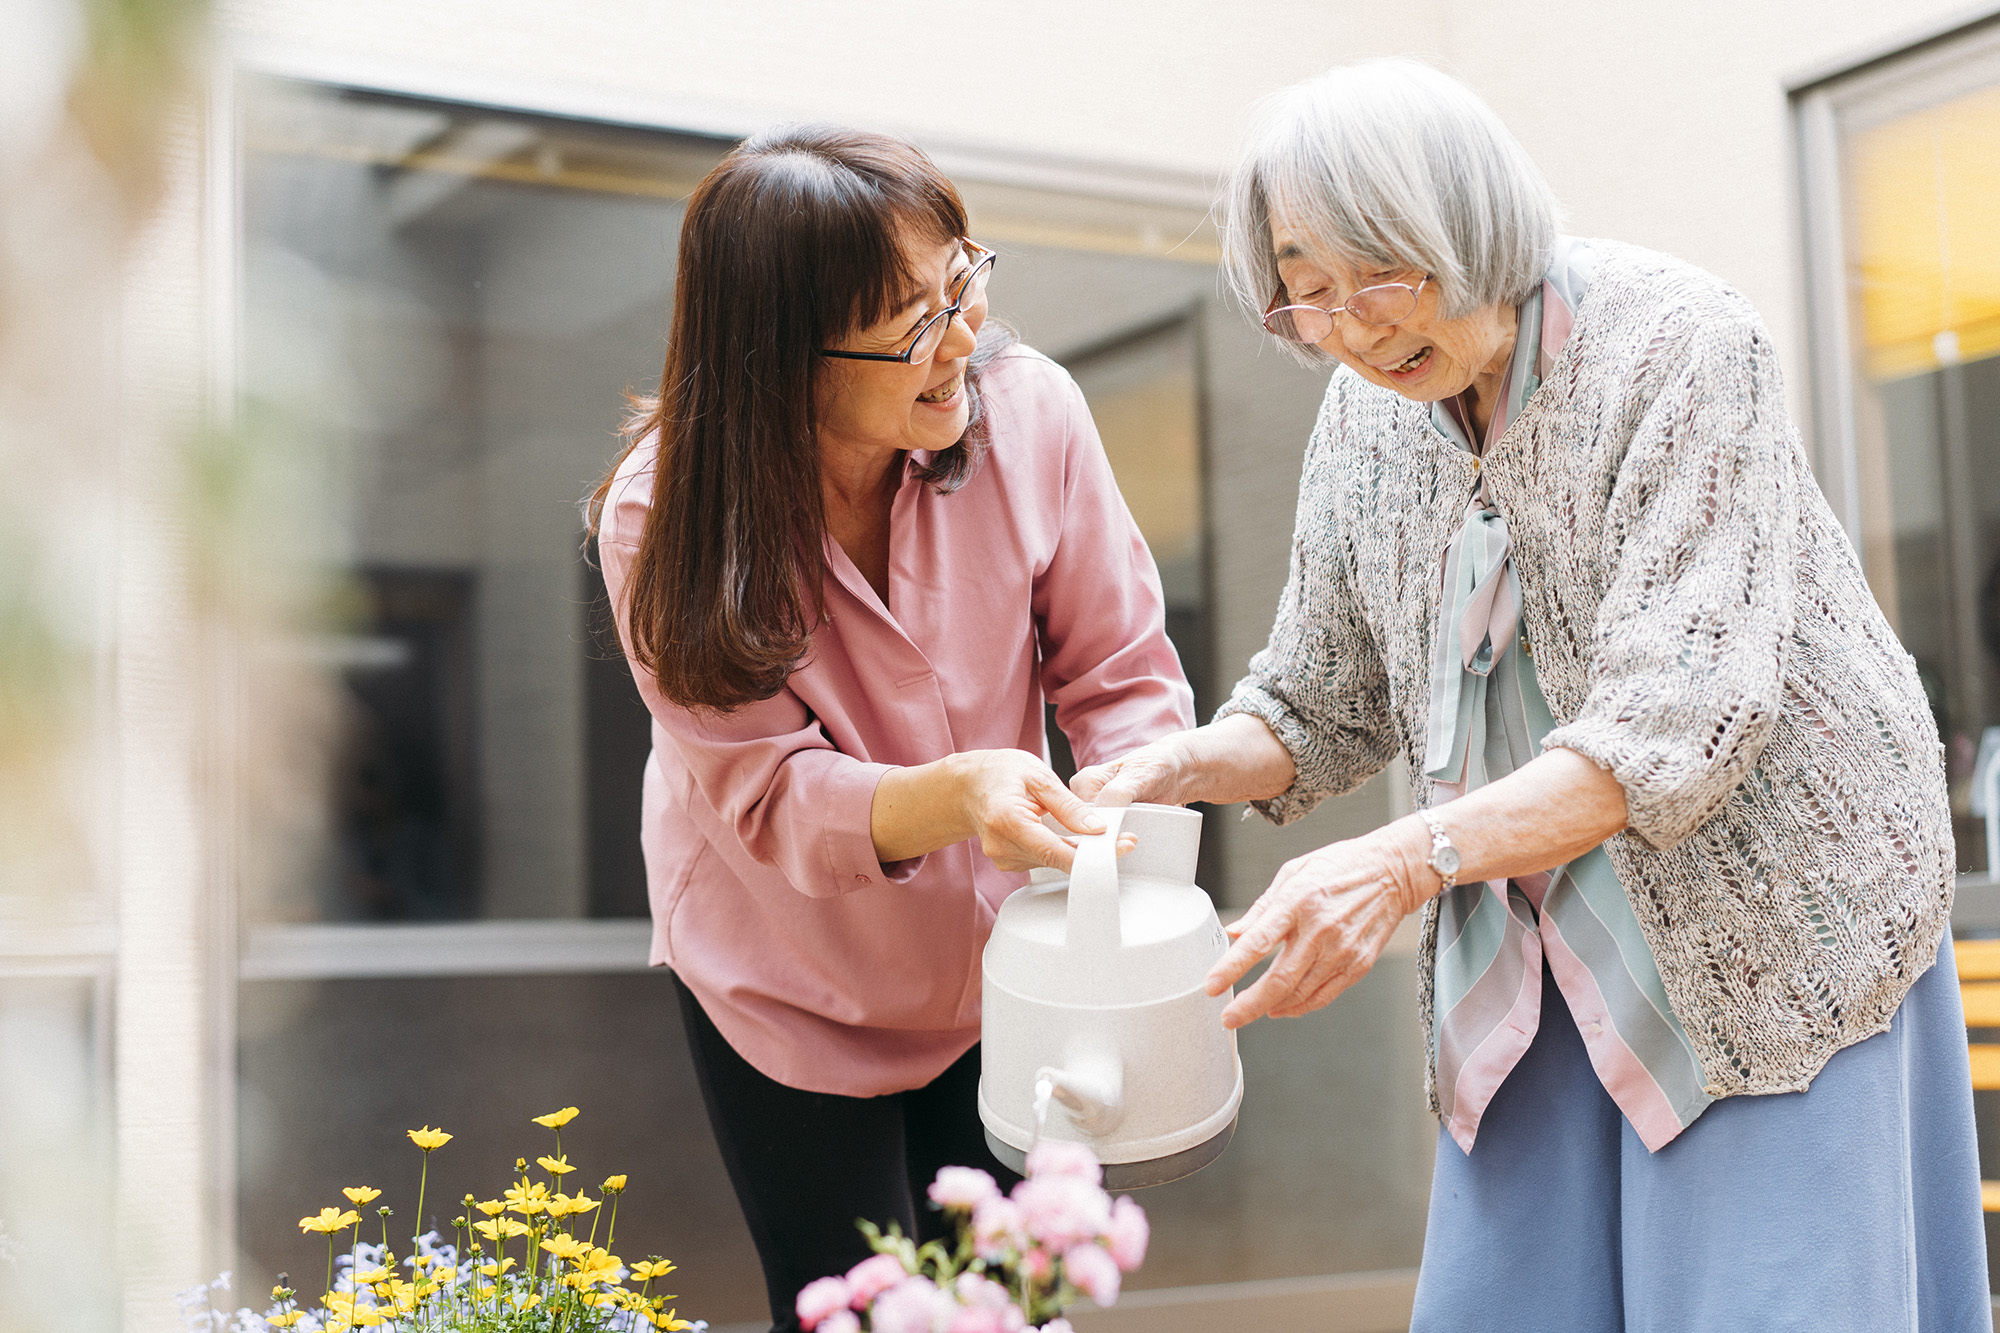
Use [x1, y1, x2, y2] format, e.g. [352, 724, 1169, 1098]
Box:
[1219, 240, 1953, 1105]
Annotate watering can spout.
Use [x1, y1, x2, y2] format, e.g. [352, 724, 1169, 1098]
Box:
[1036, 1039, 1125, 1136]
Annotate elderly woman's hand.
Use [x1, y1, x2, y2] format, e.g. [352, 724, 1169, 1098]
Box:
[1205, 749, 1631, 1026]
[1205, 826, 1432, 1027]
[1072, 713, 1300, 809]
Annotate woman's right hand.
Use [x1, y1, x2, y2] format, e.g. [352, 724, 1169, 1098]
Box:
[948, 749, 1116, 873]
[871, 748, 1124, 873]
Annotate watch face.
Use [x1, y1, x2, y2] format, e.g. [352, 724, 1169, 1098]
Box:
[1433, 845, 1462, 877]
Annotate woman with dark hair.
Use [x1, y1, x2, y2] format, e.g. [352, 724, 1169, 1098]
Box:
[590, 124, 1192, 1330]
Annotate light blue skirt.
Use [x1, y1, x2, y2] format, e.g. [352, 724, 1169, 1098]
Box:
[1411, 934, 1992, 1332]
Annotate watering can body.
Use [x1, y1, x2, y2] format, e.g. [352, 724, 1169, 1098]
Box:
[978, 802, 1242, 1188]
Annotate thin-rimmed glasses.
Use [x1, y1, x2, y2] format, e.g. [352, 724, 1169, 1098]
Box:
[819, 240, 998, 365]
[1263, 275, 1430, 344]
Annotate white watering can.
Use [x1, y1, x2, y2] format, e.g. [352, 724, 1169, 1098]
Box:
[978, 802, 1243, 1188]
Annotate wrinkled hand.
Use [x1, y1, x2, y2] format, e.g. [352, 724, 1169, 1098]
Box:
[1069, 733, 1196, 808]
[1204, 832, 1429, 1028]
[955, 750, 1132, 873]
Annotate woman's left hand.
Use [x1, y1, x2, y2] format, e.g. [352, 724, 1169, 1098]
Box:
[1205, 827, 1431, 1028]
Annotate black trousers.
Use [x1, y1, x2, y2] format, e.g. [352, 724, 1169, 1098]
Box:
[673, 975, 1022, 1332]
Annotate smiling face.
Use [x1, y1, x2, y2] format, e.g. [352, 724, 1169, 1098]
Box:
[1271, 219, 1515, 408]
[815, 229, 986, 467]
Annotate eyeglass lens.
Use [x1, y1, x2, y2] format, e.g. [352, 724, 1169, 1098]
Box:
[1265, 281, 1420, 343]
[907, 251, 995, 362]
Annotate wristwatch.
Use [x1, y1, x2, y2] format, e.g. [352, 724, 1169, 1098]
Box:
[1417, 808, 1461, 892]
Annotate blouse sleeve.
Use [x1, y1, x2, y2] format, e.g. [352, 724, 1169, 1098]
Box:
[1215, 388, 1400, 824]
[1033, 373, 1198, 766]
[598, 466, 916, 899]
[1540, 310, 1799, 852]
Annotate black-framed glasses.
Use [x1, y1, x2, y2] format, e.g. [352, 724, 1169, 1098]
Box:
[1263, 275, 1430, 344]
[819, 241, 998, 365]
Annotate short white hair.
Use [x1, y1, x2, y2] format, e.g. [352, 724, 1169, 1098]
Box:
[1223, 59, 1560, 338]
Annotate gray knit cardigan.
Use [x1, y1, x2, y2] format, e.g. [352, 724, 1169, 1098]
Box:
[1219, 240, 1953, 1104]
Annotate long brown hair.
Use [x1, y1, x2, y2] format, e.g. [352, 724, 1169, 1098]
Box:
[589, 124, 1013, 711]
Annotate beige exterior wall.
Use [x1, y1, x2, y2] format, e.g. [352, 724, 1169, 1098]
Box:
[221, 0, 1978, 412]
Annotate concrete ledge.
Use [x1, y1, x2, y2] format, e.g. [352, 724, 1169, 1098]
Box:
[238, 919, 654, 979]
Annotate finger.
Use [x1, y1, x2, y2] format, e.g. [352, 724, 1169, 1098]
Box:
[1000, 814, 1083, 872]
[1069, 764, 1115, 802]
[1263, 932, 1364, 1017]
[1269, 966, 1362, 1018]
[1220, 941, 1307, 1028]
[1033, 772, 1107, 837]
[1204, 901, 1295, 994]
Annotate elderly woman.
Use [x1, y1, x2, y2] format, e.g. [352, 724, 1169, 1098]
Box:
[592, 126, 1192, 1329]
[1077, 61, 1989, 1328]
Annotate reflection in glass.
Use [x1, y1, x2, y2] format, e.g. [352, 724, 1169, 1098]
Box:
[242, 79, 732, 922]
[1843, 73, 2000, 868]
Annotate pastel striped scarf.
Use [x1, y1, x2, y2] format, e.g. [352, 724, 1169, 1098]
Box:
[1423, 239, 1715, 1153]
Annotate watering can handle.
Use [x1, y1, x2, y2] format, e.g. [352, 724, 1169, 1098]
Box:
[1065, 805, 1125, 952]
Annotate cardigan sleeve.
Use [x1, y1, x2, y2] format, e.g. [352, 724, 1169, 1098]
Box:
[1215, 387, 1400, 824]
[1541, 310, 1799, 851]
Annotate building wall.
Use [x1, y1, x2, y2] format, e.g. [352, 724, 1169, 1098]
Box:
[222, 0, 1981, 416]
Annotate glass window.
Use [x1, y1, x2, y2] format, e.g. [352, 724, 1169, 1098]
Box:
[242, 78, 730, 926]
[1800, 22, 2000, 871]
[235, 76, 1429, 1321]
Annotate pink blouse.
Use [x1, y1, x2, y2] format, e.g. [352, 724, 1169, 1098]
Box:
[599, 347, 1195, 1096]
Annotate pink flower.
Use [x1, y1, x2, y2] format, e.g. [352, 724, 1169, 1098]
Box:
[928, 1166, 1002, 1212]
[868, 1276, 944, 1333]
[1062, 1242, 1121, 1306]
[1020, 1246, 1054, 1285]
[845, 1252, 909, 1307]
[819, 1313, 861, 1333]
[1024, 1139, 1101, 1184]
[796, 1276, 853, 1330]
[953, 1273, 1014, 1310]
[971, 1197, 1025, 1261]
[1013, 1175, 1112, 1252]
[949, 1305, 1026, 1333]
[1106, 1195, 1149, 1272]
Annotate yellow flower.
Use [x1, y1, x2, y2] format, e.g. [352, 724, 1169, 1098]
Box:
[474, 1199, 505, 1217]
[652, 1309, 695, 1331]
[472, 1217, 530, 1241]
[551, 1192, 599, 1218]
[507, 1292, 544, 1311]
[476, 1258, 516, 1278]
[569, 1247, 623, 1289]
[532, 1107, 580, 1129]
[341, 1186, 381, 1206]
[378, 1279, 419, 1313]
[601, 1174, 628, 1193]
[266, 1314, 305, 1329]
[541, 1232, 589, 1260]
[629, 1259, 676, 1282]
[299, 1207, 361, 1234]
[406, 1126, 453, 1151]
[354, 1267, 391, 1285]
[472, 1285, 496, 1301]
[503, 1178, 551, 1216]
[537, 1153, 577, 1176]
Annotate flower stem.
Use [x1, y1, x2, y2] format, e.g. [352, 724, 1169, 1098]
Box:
[413, 1150, 431, 1262]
